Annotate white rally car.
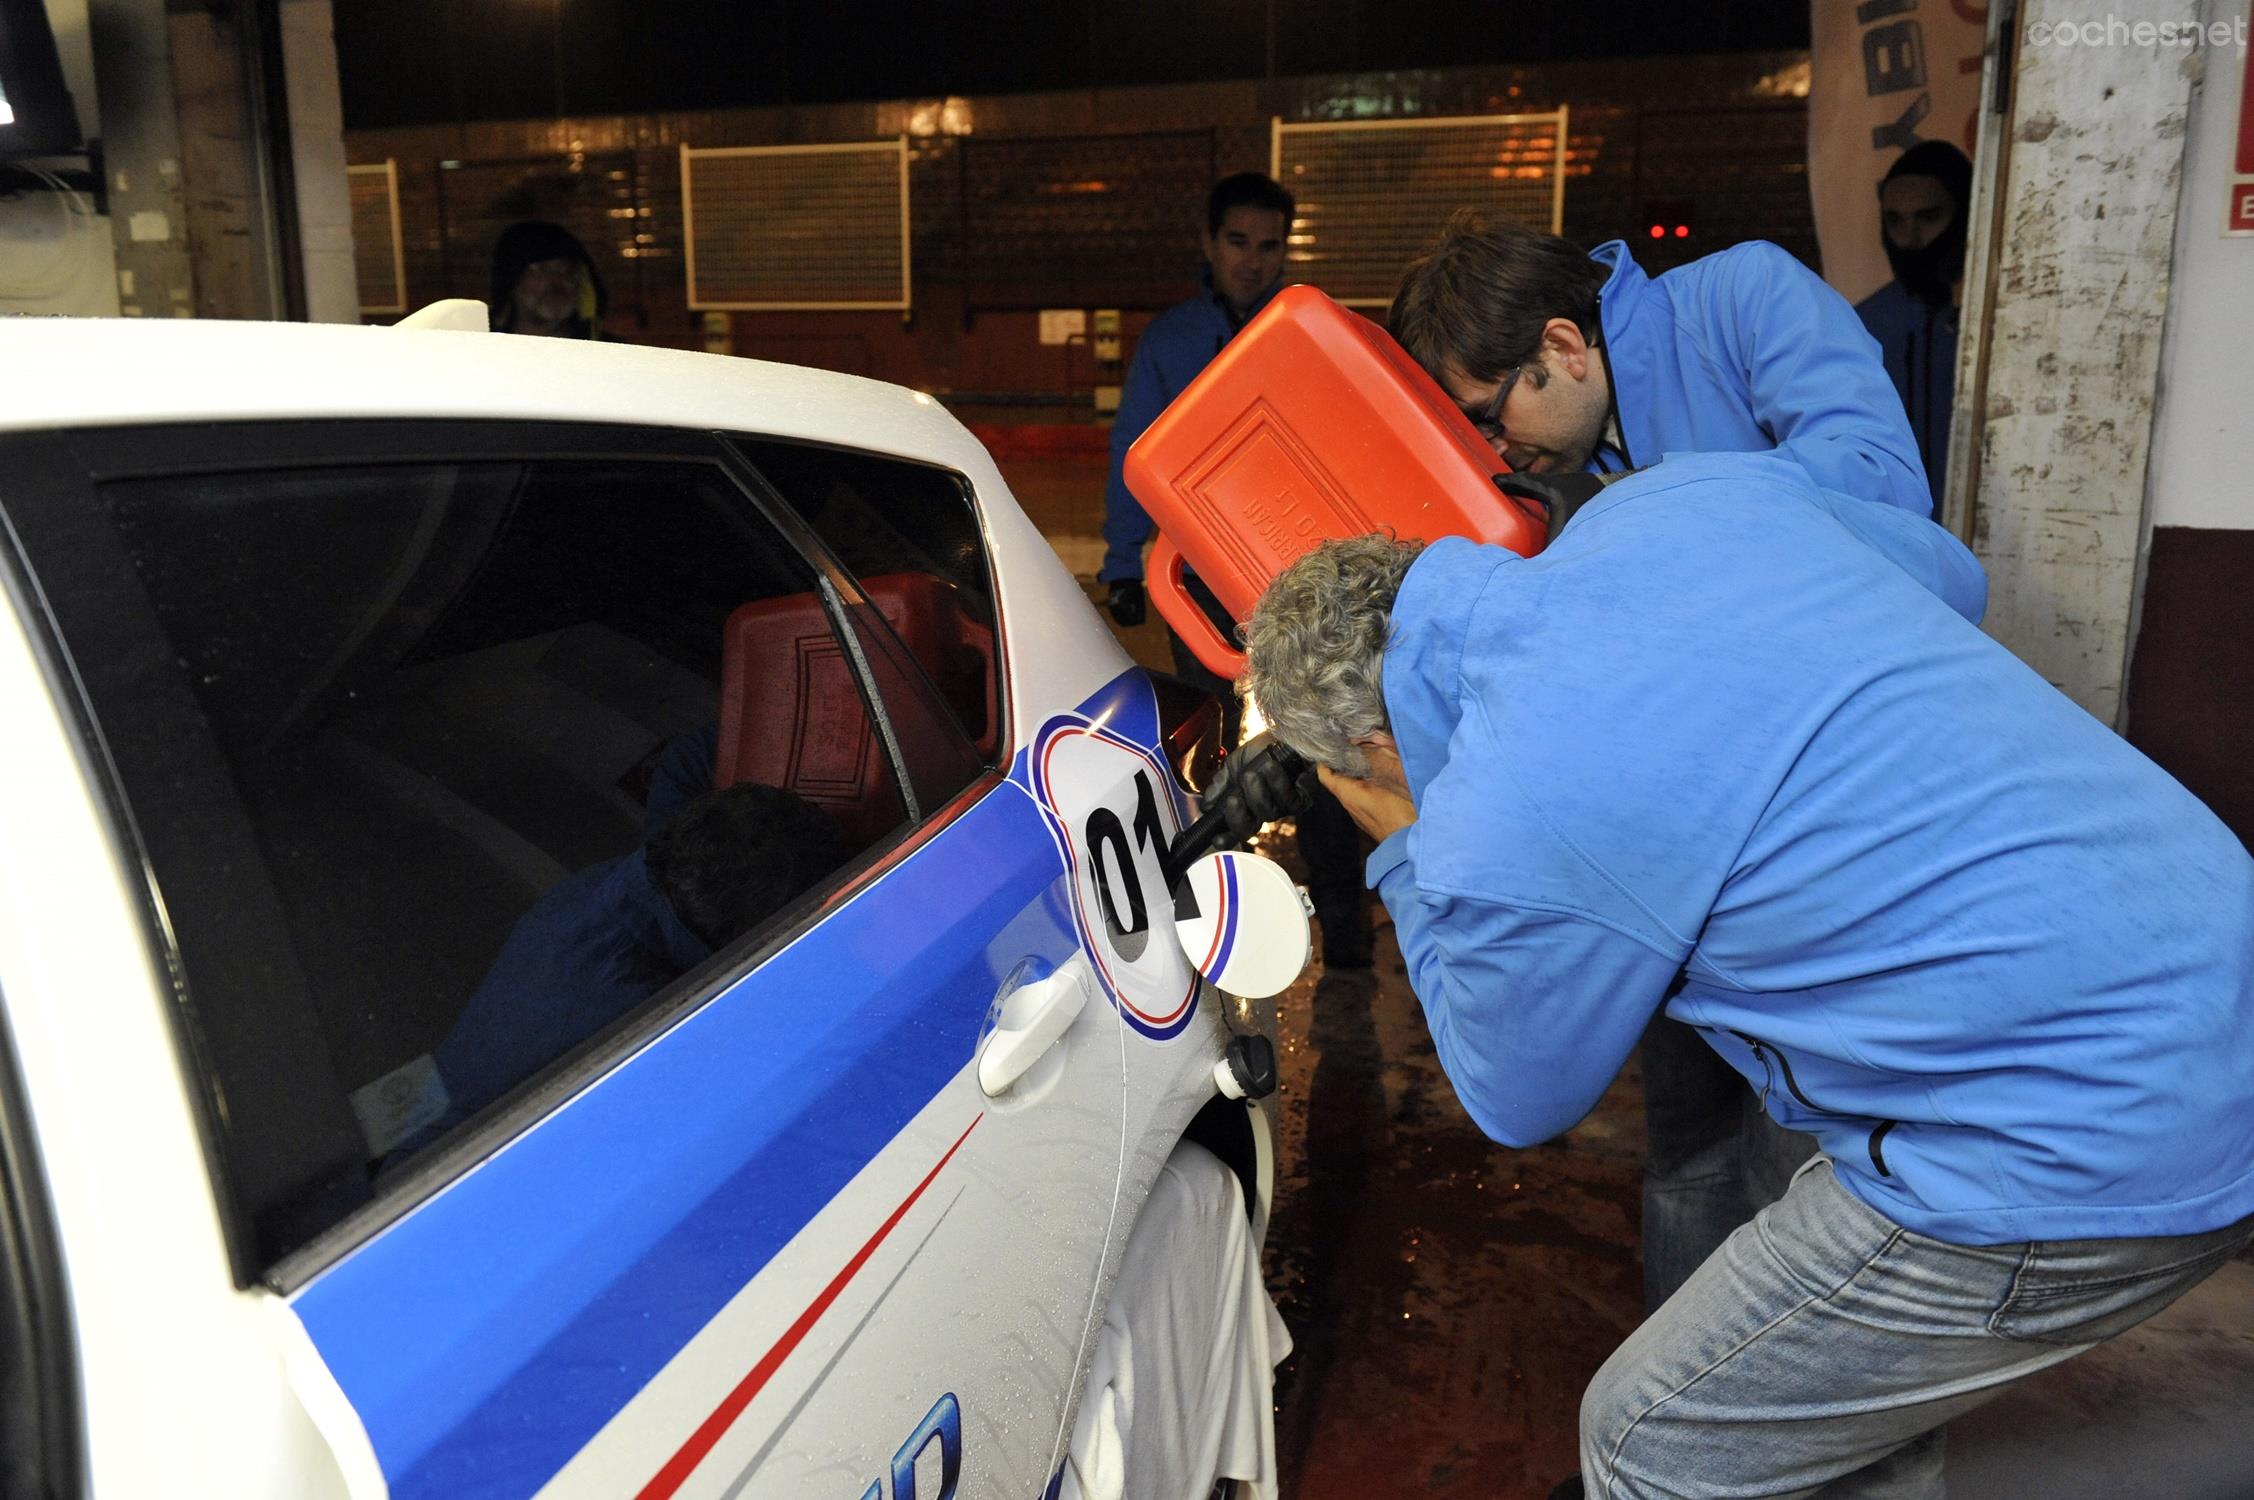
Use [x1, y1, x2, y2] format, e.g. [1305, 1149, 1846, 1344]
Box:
[0, 312, 1290, 1499]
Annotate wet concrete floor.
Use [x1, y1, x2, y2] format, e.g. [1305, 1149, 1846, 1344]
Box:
[1262, 932, 1646, 1499]
[992, 438, 2254, 1500]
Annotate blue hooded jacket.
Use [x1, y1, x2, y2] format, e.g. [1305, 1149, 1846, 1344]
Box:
[1589, 240, 1931, 516]
[1370, 451, 2254, 1245]
[1101, 269, 1282, 583]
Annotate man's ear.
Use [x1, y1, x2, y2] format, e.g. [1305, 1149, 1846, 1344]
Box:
[1542, 317, 1592, 381]
[1352, 730, 1404, 779]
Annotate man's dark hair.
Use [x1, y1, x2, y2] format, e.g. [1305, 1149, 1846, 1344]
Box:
[1878, 140, 1976, 306]
[1881, 140, 1974, 210]
[1388, 209, 1609, 388]
[1208, 172, 1296, 235]
[646, 782, 845, 951]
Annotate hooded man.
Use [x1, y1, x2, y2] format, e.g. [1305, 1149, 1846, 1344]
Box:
[487, 219, 608, 339]
[1241, 452, 2254, 1499]
[1856, 141, 1977, 504]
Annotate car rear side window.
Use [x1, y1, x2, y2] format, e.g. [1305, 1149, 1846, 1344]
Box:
[732, 438, 1004, 768]
[1, 431, 946, 1274]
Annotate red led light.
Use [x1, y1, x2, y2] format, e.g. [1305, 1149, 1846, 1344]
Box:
[1648, 224, 1664, 239]
[1674, 224, 1690, 238]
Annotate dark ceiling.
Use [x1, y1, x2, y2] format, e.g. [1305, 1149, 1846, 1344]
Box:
[335, 0, 1811, 130]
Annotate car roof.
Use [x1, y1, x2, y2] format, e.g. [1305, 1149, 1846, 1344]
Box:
[0, 316, 982, 473]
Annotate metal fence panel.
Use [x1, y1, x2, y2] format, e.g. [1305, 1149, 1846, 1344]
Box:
[347, 161, 406, 314]
[682, 140, 910, 311]
[1272, 109, 1570, 307]
[957, 130, 1218, 314]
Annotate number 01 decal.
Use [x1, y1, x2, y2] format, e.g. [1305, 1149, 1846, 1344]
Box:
[1027, 715, 1200, 1039]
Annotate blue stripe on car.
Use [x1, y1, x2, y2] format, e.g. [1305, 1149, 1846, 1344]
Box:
[1211, 855, 1242, 980]
[291, 668, 1159, 1496]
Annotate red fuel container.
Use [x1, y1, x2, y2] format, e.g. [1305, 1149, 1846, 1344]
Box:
[1123, 284, 1547, 678]
[717, 572, 995, 849]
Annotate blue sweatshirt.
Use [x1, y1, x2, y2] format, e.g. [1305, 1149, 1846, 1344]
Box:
[1371, 451, 2254, 1245]
[1101, 270, 1282, 583]
[1855, 280, 1960, 504]
[1590, 241, 1931, 516]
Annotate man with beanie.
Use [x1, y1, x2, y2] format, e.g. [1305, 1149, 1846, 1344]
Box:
[487, 220, 608, 339]
[1857, 141, 1977, 503]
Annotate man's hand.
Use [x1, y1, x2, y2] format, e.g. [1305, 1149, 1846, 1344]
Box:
[1106, 578, 1147, 627]
[1318, 764, 1418, 843]
[1203, 732, 1318, 842]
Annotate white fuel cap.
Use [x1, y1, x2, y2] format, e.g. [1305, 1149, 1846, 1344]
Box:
[1172, 849, 1311, 999]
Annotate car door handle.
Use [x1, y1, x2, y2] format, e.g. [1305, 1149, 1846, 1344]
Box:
[978, 960, 1093, 1097]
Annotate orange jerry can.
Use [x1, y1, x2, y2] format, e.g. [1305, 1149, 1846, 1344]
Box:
[1123, 284, 1547, 678]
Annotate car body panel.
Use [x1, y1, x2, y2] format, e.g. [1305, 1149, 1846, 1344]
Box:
[0, 318, 1274, 1500]
[0, 563, 371, 1499]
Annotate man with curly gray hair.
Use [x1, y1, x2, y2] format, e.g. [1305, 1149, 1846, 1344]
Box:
[1237, 450, 2254, 1500]
[1242, 534, 1422, 780]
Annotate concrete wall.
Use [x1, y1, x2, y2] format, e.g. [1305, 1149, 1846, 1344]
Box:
[0, 0, 118, 318]
[2125, 0, 2254, 846]
[1, 0, 355, 323]
[280, 0, 357, 323]
[2140, 4, 2254, 537]
[1955, 0, 2201, 730]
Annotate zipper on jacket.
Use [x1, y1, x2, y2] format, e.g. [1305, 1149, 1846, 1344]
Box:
[1731, 1029, 1898, 1179]
[1731, 1029, 1820, 1112]
[1737, 1032, 1777, 1114]
[1592, 338, 1637, 472]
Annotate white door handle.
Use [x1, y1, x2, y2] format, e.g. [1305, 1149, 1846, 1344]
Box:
[978, 962, 1091, 1097]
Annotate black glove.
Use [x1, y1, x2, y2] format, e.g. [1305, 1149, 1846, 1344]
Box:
[1106, 577, 1147, 627]
[1202, 732, 1318, 843]
[1498, 470, 1608, 540]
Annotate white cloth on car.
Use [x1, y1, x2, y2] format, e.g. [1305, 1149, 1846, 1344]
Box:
[1060, 1139, 1293, 1500]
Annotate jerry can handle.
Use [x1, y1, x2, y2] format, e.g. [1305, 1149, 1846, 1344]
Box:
[1147, 533, 1248, 680]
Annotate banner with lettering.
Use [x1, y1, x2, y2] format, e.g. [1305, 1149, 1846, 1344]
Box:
[2231, 4, 2254, 233]
[1810, 0, 1990, 303]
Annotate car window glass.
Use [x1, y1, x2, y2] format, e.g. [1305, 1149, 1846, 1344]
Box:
[731, 438, 1002, 772]
[11, 448, 918, 1269]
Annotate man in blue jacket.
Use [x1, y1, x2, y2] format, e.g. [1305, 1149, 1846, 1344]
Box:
[1388, 210, 1927, 507]
[1390, 212, 1934, 1308]
[1100, 172, 1296, 603]
[1239, 453, 2254, 1498]
[1102, 171, 1374, 965]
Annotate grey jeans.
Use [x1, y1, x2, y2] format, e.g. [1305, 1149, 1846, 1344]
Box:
[1582, 1157, 2254, 1499]
[1639, 1012, 1817, 1309]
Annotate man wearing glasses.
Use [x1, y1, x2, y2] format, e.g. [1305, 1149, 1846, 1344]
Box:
[1390, 210, 1927, 508]
[1387, 211, 1938, 1322]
